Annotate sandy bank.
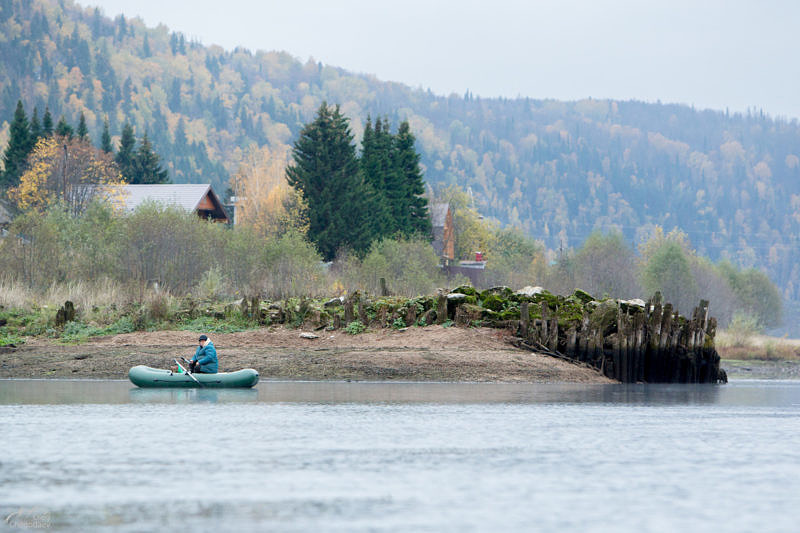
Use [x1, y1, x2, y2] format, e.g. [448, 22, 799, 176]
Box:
[0, 325, 612, 383]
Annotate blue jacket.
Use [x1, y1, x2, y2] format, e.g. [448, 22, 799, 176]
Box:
[191, 341, 218, 373]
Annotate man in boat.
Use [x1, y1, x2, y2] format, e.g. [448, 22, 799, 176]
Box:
[189, 334, 218, 373]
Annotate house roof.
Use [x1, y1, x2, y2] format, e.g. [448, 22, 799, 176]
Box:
[118, 184, 229, 222]
[431, 203, 450, 227]
[119, 184, 214, 212]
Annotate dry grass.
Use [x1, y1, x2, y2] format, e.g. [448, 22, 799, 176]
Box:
[716, 331, 800, 361]
[0, 278, 135, 311]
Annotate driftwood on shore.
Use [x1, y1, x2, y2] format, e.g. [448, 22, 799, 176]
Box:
[177, 285, 725, 384]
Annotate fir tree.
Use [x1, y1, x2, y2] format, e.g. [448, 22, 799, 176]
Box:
[359, 116, 394, 235]
[1, 100, 32, 190]
[101, 117, 113, 153]
[29, 107, 42, 142]
[132, 132, 169, 184]
[379, 119, 409, 234]
[394, 121, 431, 236]
[115, 122, 136, 180]
[42, 107, 53, 136]
[287, 102, 376, 259]
[55, 115, 74, 138]
[77, 112, 89, 141]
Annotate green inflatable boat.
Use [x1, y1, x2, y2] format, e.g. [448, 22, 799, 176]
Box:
[128, 365, 259, 388]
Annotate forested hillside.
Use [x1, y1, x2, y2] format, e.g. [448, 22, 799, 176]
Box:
[2, 0, 800, 302]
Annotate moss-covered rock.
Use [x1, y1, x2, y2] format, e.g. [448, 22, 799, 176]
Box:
[451, 285, 478, 297]
[481, 286, 514, 299]
[499, 307, 521, 320]
[530, 290, 559, 309]
[482, 294, 506, 312]
[572, 289, 594, 304]
[481, 308, 501, 321]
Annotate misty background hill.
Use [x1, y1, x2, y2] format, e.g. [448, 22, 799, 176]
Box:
[2, 0, 800, 314]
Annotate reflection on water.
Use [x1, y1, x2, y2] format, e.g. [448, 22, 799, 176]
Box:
[4, 378, 800, 406]
[129, 388, 259, 404]
[2, 379, 799, 533]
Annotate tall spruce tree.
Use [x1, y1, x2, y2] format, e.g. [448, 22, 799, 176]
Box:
[55, 115, 74, 138]
[42, 107, 54, 136]
[115, 122, 136, 180]
[101, 118, 113, 153]
[379, 119, 409, 234]
[29, 107, 42, 142]
[1, 100, 32, 190]
[77, 112, 89, 141]
[394, 121, 431, 236]
[132, 132, 169, 184]
[287, 102, 376, 260]
[359, 116, 393, 235]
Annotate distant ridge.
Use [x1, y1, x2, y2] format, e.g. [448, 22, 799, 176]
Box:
[2, 0, 800, 301]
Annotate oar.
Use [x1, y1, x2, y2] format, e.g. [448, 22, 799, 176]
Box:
[175, 358, 204, 387]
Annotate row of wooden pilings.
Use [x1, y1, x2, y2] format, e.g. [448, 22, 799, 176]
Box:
[513, 293, 726, 384]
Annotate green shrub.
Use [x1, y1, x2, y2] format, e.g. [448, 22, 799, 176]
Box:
[61, 321, 105, 342]
[178, 315, 256, 334]
[345, 321, 366, 335]
[726, 312, 762, 347]
[392, 317, 406, 330]
[196, 267, 227, 300]
[106, 316, 136, 334]
[0, 332, 24, 346]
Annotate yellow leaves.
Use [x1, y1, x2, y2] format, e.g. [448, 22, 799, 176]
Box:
[10, 137, 59, 211]
[9, 136, 125, 215]
[231, 144, 308, 238]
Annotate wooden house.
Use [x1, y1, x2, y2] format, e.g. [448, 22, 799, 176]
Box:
[117, 184, 229, 223]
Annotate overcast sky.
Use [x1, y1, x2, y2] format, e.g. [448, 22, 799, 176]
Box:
[88, 0, 800, 119]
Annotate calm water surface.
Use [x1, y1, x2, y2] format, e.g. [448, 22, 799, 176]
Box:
[1, 380, 799, 532]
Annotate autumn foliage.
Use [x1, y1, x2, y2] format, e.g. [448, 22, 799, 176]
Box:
[230, 144, 308, 238]
[9, 136, 124, 214]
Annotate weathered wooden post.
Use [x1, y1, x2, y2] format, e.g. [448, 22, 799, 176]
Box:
[566, 326, 577, 358]
[405, 302, 417, 327]
[359, 298, 370, 325]
[344, 295, 355, 324]
[633, 312, 646, 382]
[548, 315, 558, 352]
[436, 290, 447, 324]
[540, 302, 549, 346]
[579, 314, 590, 363]
[658, 303, 673, 381]
[55, 301, 76, 327]
[520, 301, 530, 338]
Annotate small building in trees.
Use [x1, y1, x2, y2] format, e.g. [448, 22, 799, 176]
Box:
[431, 203, 455, 263]
[117, 184, 229, 222]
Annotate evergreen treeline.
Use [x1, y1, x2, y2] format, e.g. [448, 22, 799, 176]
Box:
[0, 100, 168, 189]
[1, 0, 799, 304]
[286, 103, 430, 260]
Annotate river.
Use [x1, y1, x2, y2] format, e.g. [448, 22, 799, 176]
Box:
[2, 380, 799, 532]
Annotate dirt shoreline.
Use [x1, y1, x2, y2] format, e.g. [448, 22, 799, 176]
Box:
[0, 325, 613, 383]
